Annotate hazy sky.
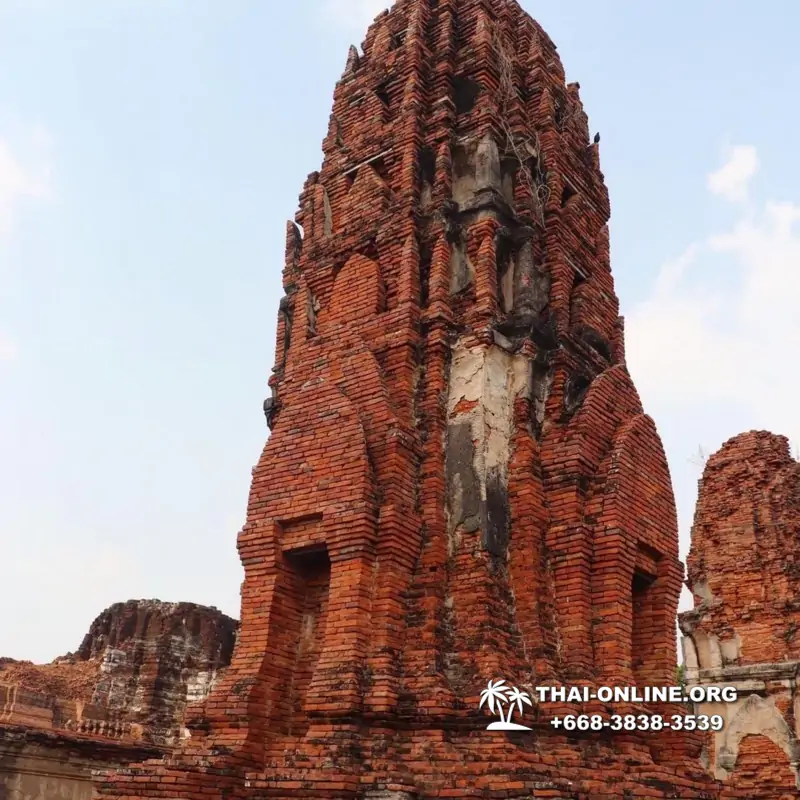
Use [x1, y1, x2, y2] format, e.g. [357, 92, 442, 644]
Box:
[2, 0, 799, 663]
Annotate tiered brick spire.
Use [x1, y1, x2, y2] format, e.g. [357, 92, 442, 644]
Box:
[97, 1, 722, 797]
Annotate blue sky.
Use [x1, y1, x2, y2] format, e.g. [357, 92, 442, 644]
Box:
[2, 0, 799, 662]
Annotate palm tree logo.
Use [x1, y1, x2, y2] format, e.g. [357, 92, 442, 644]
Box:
[479, 679, 533, 730]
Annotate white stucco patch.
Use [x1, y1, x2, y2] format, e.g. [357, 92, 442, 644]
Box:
[447, 340, 529, 516]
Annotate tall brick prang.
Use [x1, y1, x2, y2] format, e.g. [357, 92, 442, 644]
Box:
[680, 431, 800, 799]
[96, 1, 722, 797]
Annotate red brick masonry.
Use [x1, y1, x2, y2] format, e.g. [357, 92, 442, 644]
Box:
[1, 600, 237, 746]
[78, 0, 788, 798]
[681, 432, 800, 799]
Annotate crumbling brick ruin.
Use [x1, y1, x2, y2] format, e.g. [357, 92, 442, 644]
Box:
[10, 1, 799, 799]
[90, 0, 727, 798]
[0, 600, 237, 797]
[680, 431, 800, 800]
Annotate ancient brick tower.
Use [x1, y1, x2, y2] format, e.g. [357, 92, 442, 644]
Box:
[97, 0, 721, 797]
[680, 432, 800, 800]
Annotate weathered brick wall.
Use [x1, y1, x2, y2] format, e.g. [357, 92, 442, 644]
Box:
[1, 599, 238, 746]
[0, 601, 235, 800]
[720, 735, 798, 800]
[95, 0, 723, 797]
[680, 431, 800, 798]
[0, 725, 162, 800]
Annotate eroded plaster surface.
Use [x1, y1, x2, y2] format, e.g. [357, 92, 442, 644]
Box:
[445, 340, 529, 557]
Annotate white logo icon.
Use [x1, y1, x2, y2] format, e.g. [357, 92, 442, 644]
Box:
[479, 678, 533, 730]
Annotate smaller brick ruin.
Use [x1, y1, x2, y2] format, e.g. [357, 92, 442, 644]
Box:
[680, 431, 800, 800]
[0, 599, 238, 798]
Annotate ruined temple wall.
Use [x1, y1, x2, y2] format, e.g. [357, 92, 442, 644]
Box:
[680, 431, 800, 798]
[0, 726, 162, 800]
[1, 601, 238, 746]
[683, 432, 800, 669]
[1, 604, 239, 799]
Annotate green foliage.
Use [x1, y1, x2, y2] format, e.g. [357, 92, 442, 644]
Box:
[676, 663, 686, 690]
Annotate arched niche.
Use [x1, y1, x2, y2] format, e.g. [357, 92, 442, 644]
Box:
[719, 694, 798, 788]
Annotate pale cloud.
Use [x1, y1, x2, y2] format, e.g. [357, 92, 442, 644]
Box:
[0, 123, 53, 366]
[322, 0, 389, 29]
[628, 145, 800, 447]
[628, 145, 800, 620]
[707, 144, 759, 203]
[0, 130, 53, 240]
[0, 329, 18, 363]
